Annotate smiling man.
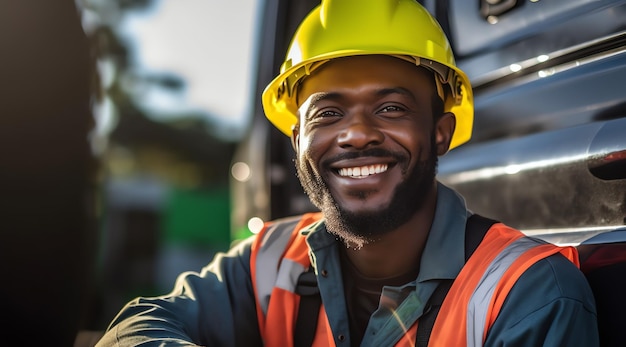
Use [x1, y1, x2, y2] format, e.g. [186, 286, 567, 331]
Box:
[292, 55, 447, 250]
[96, 1, 599, 346]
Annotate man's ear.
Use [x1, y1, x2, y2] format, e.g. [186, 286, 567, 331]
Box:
[435, 112, 456, 156]
[290, 123, 300, 153]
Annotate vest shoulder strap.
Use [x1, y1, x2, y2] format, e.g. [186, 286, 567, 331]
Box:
[415, 214, 496, 347]
[294, 267, 321, 347]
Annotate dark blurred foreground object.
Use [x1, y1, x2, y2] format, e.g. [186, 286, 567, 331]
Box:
[578, 228, 626, 347]
[0, 1, 98, 346]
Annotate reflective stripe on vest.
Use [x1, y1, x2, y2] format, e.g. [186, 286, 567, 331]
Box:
[251, 217, 579, 347]
[429, 223, 579, 347]
[250, 212, 323, 344]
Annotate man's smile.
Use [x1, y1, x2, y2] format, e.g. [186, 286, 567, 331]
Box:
[337, 163, 389, 178]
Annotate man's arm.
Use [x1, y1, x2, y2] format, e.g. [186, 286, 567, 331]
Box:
[96, 236, 262, 347]
[484, 253, 599, 346]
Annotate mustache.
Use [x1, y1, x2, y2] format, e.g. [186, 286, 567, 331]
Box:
[321, 148, 407, 167]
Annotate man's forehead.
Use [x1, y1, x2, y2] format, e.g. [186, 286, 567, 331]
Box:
[313, 55, 433, 76]
[296, 55, 435, 103]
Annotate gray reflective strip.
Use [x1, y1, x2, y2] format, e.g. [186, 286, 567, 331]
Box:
[255, 218, 300, 315]
[276, 258, 306, 292]
[466, 237, 546, 346]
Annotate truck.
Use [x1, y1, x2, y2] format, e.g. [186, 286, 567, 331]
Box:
[234, 0, 626, 245]
[231, 1, 626, 345]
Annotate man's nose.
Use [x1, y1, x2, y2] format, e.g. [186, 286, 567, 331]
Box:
[337, 113, 384, 149]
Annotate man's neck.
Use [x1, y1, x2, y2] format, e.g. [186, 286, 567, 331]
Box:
[343, 187, 437, 279]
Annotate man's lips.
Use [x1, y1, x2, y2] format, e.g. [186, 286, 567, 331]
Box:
[324, 148, 404, 180]
[338, 163, 389, 178]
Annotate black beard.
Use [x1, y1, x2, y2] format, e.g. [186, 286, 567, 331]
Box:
[295, 136, 438, 248]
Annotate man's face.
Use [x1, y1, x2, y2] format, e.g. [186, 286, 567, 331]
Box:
[292, 55, 450, 248]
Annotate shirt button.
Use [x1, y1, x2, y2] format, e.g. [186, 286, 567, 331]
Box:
[338, 334, 345, 341]
[321, 269, 328, 277]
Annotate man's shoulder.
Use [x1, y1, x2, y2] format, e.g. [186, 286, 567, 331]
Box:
[266, 212, 324, 233]
[512, 253, 596, 308]
[256, 212, 324, 246]
[486, 252, 599, 346]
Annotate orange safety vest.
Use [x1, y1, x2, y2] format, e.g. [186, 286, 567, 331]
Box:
[250, 213, 579, 347]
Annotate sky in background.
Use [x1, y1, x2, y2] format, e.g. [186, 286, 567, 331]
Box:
[119, 0, 260, 139]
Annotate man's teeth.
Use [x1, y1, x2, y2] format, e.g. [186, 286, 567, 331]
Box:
[338, 164, 388, 178]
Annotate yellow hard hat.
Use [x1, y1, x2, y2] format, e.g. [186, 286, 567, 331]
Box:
[262, 0, 473, 150]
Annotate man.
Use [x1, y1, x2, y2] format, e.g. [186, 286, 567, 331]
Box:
[96, 0, 599, 346]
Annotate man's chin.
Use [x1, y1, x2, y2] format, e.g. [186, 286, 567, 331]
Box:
[330, 202, 388, 216]
[323, 203, 390, 238]
[330, 193, 392, 214]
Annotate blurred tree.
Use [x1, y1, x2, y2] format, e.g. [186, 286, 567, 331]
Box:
[76, 0, 237, 335]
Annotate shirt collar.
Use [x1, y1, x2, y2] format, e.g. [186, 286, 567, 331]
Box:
[417, 182, 469, 282]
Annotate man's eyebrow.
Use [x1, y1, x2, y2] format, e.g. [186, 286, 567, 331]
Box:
[301, 87, 417, 116]
[376, 87, 416, 100]
[308, 87, 414, 104]
[307, 91, 342, 105]
[301, 92, 342, 118]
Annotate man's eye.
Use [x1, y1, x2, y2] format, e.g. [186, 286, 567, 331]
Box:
[315, 110, 342, 119]
[380, 105, 404, 113]
[305, 109, 341, 126]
